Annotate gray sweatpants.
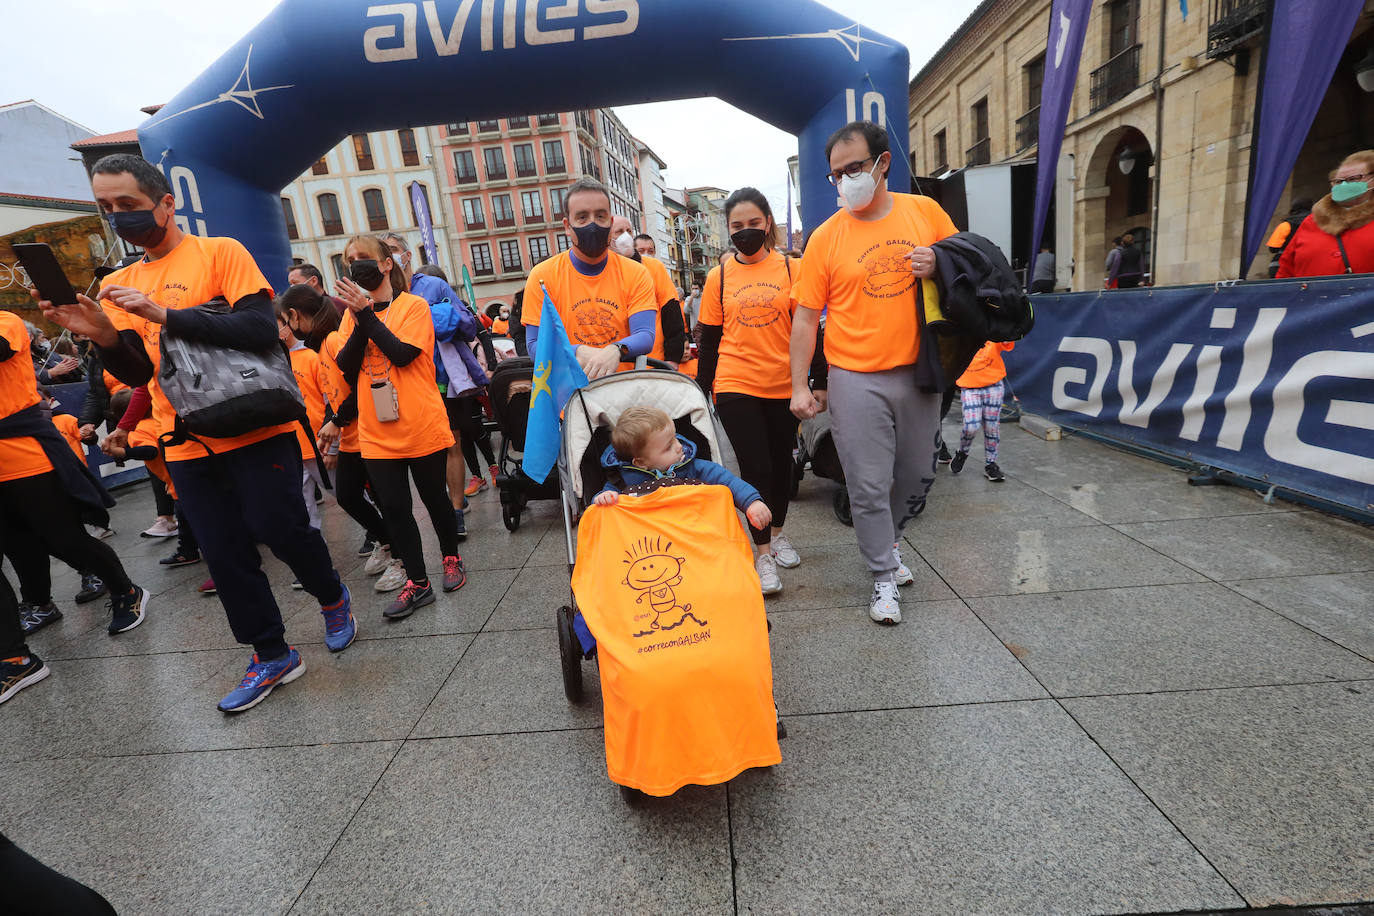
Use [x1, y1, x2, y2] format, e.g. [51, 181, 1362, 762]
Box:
[828, 364, 940, 581]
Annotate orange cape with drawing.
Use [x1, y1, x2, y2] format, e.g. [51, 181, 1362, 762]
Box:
[571, 484, 780, 795]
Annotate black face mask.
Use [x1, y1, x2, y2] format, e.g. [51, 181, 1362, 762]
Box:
[106, 208, 169, 249]
[730, 228, 769, 256]
[570, 221, 612, 258]
[348, 259, 386, 290]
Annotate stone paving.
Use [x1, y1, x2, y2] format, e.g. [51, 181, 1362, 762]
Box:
[4, 421, 1373, 915]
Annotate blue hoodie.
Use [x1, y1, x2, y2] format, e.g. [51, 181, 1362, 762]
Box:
[598, 434, 761, 511]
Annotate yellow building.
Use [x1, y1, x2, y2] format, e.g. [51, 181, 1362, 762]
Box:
[908, 0, 1374, 289]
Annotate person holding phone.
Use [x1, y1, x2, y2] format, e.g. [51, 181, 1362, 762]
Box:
[333, 235, 466, 620]
[35, 154, 355, 713]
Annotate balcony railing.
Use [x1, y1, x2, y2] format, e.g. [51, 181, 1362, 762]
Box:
[515, 163, 538, 178]
[965, 137, 991, 167]
[455, 170, 478, 185]
[524, 211, 545, 225]
[1207, 0, 1266, 59]
[1015, 106, 1040, 153]
[486, 166, 508, 181]
[321, 220, 343, 237]
[464, 217, 485, 230]
[493, 214, 515, 228]
[1089, 44, 1140, 113]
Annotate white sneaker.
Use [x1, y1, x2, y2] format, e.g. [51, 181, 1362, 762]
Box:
[869, 580, 901, 624]
[85, 524, 115, 540]
[141, 517, 178, 538]
[374, 558, 408, 593]
[363, 544, 392, 576]
[756, 554, 782, 596]
[892, 543, 914, 586]
[771, 534, 800, 569]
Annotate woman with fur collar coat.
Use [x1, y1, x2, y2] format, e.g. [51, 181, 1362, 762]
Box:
[1276, 150, 1374, 279]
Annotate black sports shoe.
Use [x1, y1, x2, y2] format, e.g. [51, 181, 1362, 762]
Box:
[74, 573, 106, 605]
[159, 548, 201, 567]
[454, 508, 467, 542]
[357, 536, 376, 558]
[0, 654, 49, 706]
[383, 580, 435, 620]
[938, 443, 953, 464]
[19, 601, 63, 635]
[984, 461, 1006, 482]
[950, 450, 969, 475]
[108, 585, 149, 635]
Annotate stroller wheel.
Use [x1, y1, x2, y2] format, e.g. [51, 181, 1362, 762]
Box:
[502, 503, 521, 532]
[619, 784, 648, 806]
[556, 604, 584, 703]
[833, 487, 853, 527]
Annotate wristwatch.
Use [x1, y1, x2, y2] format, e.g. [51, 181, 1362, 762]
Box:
[617, 343, 631, 362]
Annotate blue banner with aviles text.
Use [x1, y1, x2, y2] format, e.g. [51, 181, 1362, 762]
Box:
[1004, 278, 1374, 514]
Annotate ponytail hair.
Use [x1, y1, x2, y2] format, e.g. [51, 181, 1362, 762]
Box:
[276, 282, 341, 351]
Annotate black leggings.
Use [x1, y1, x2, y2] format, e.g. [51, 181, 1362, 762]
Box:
[715, 393, 796, 547]
[148, 473, 175, 517]
[364, 448, 458, 584]
[446, 396, 495, 476]
[335, 451, 390, 547]
[0, 472, 134, 656]
[0, 833, 116, 915]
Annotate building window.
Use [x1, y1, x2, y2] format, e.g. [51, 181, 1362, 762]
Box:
[513, 143, 537, 178]
[462, 197, 485, 229]
[362, 189, 388, 231]
[398, 128, 419, 167]
[477, 119, 500, 134]
[483, 147, 507, 180]
[499, 239, 522, 272]
[1108, 0, 1139, 57]
[556, 233, 570, 252]
[447, 122, 469, 136]
[1016, 56, 1045, 153]
[1090, 0, 1142, 112]
[330, 253, 345, 281]
[539, 113, 561, 127]
[521, 189, 544, 222]
[317, 193, 343, 236]
[966, 99, 991, 167]
[492, 193, 515, 227]
[282, 197, 299, 240]
[932, 129, 948, 173]
[508, 116, 529, 130]
[470, 242, 494, 276]
[454, 150, 477, 184]
[407, 183, 432, 230]
[311, 157, 328, 176]
[549, 186, 567, 219]
[529, 235, 551, 265]
[543, 140, 566, 173]
[353, 133, 374, 170]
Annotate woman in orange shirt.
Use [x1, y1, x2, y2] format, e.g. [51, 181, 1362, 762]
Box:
[951, 340, 1015, 481]
[696, 188, 800, 597]
[275, 290, 338, 532]
[334, 236, 465, 619]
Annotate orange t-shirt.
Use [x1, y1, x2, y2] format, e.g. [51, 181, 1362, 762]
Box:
[102, 370, 129, 397]
[522, 251, 657, 349]
[337, 293, 454, 460]
[571, 485, 781, 796]
[0, 310, 51, 483]
[318, 331, 359, 454]
[491, 318, 509, 336]
[99, 235, 292, 462]
[1266, 221, 1293, 249]
[957, 340, 1015, 388]
[640, 255, 680, 363]
[287, 344, 326, 460]
[51, 412, 85, 463]
[792, 193, 959, 373]
[700, 252, 796, 399]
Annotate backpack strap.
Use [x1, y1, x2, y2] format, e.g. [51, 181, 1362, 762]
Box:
[719, 257, 725, 306]
[300, 417, 333, 490]
[1336, 233, 1354, 274]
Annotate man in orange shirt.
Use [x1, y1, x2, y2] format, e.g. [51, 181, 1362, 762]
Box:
[790, 121, 960, 626]
[611, 216, 686, 366]
[521, 178, 658, 379]
[37, 154, 355, 713]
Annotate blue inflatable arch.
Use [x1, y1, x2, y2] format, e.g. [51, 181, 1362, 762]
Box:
[138, 0, 910, 286]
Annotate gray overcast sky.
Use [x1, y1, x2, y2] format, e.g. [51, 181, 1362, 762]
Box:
[10, 0, 985, 226]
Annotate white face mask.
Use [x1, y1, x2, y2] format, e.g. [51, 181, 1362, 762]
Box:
[838, 157, 883, 213]
[613, 231, 635, 255]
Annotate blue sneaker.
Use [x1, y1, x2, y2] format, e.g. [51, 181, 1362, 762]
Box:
[217, 649, 305, 713]
[320, 585, 357, 652]
[454, 507, 467, 541]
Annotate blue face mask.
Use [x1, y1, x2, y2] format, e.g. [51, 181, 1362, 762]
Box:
[106, 208, 169, 248]
[1332, 180, 1370, 205]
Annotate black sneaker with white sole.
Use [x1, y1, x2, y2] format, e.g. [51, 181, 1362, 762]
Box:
[950, 450, 969, 475]
[19, 602, 63, 635]
[984, 461, 1005, 482]
[938, 443, 953, 464]
[108, 585, 149, 634]
[0, 654, 50, 705]
[159, 548, 201, 567]
[74, 573, 106, 605]
[357, 536, 376, 558]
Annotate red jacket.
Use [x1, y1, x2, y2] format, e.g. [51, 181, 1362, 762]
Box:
[1276, 195, 1374, 278]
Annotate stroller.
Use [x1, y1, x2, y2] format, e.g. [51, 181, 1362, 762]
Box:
[553, 368, 780, 799]
[795, 410, 852, 526]
[488, 357, 561, 531]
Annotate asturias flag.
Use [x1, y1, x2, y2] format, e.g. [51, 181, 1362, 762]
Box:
[523, 288, 589, 484]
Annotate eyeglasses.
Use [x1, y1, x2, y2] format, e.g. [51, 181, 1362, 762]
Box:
[1330, 173, 1371, 186]
[826, 156, 880, 185]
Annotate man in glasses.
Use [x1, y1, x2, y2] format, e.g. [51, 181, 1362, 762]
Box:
[788, 120, 959, 626]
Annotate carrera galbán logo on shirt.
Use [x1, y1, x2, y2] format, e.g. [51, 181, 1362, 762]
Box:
[733, 282, 784, 328]
[858, 239, 919, 298]
[571, 296, 621, 347]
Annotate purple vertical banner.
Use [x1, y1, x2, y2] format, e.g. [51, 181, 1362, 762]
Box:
[409, 181, 439, 266]
[1241, 0, 1365, 274]
[1030, 0, 1093, 262]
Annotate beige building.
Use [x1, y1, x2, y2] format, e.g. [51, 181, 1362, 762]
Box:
[908, 0, 1374, 289]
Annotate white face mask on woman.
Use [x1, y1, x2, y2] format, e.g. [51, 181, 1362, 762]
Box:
[839, 157, 884, 213]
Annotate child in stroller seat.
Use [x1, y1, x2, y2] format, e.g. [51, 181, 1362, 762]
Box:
[594, 406, 772, 535]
